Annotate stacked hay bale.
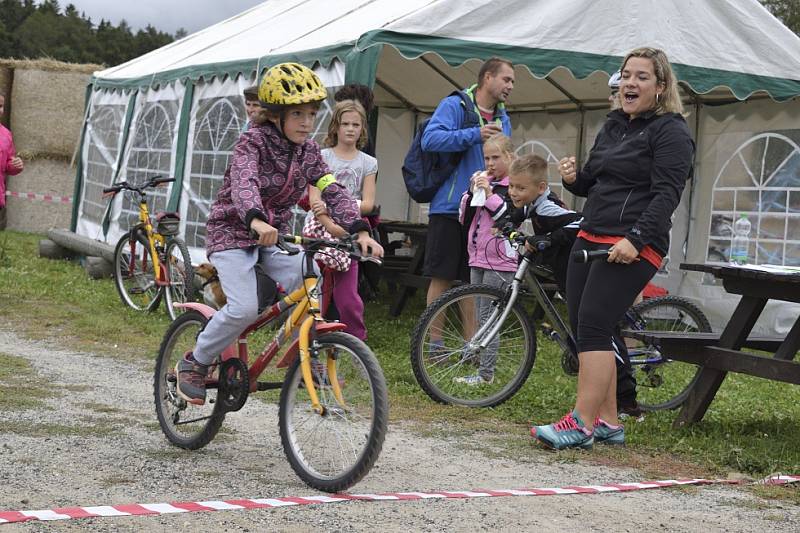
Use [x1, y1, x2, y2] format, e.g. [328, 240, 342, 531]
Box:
[1, 59, 100, 233]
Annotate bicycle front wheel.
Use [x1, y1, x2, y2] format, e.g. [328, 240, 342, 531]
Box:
[410, 284, 536, 408]
[279, 332, 388, 493]
[154, 311, 225, 449]
[163, 237, 195, 320]
[622, 296, 712, 411]
[113, 230, 161, 312]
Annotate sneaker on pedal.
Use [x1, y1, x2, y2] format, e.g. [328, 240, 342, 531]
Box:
[453, 373, 494, 386]
[593, 417, 625, 445]
[530, 410, 594, 450]
[175, 352, 209, 405]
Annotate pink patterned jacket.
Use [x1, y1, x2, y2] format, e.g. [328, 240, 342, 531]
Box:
[0, 124, 22, 209]
[205, 121, 366, 256]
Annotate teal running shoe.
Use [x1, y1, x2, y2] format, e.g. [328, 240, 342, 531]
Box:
[593, 418, 625, 445]
[530, 411, 593, 450]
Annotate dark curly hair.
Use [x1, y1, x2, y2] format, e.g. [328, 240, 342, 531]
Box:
[333, 83, 374, 115]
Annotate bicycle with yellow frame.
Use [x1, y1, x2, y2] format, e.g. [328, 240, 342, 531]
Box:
[153, 234, 389, 492]
[103, 176, 194, 320]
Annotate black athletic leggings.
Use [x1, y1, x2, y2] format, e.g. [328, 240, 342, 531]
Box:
[566, 237, 658, 353]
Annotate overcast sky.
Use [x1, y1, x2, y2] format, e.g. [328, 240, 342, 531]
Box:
[49, 0, 266, 34]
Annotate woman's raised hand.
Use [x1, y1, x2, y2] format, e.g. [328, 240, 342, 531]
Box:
[559, 156, 577, 184]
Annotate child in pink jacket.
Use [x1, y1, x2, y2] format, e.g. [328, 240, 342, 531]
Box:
[0, 95, 25, 226]
[456, 133, 517, 385]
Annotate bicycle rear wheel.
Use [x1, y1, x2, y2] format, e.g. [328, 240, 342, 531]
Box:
[113, 230, 161, 313]
[622, 296, 712, 411]
[279, 332, 388, 492]
[410, 284, 536, 408]
[163, 237, 195, 320]
[154, 311, 225, 449]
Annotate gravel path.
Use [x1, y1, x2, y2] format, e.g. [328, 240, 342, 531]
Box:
[0, 329, 798, 532]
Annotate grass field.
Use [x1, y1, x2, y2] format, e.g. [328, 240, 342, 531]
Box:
[1, 230, 799, 493]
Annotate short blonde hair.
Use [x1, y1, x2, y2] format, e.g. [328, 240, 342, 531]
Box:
[614, 47, 684, 116]
[509, 154, 548, 185]
[483, 133, 514, 157]
[324, 99, 368, 149]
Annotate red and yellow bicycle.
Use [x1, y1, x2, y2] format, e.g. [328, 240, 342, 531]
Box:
[154, 235, 388, 492]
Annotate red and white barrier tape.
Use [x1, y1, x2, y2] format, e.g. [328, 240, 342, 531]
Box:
[0, 475, 797, 525]
[4, 190, 72, 204]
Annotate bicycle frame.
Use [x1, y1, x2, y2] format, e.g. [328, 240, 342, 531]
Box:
[177, 245, 349, 415]
[470, 251, 577, 357]
[472, 241, 666, 368]
[132, 197, 168, 285]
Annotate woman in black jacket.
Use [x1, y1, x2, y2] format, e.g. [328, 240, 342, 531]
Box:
[531, 47, 695, 450]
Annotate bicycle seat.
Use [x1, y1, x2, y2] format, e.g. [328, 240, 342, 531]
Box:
[155, 212, 181, 235]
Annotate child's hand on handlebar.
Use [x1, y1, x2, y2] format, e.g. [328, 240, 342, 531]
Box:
[354, 231, 384, 258]
[250, 219, 278, 246]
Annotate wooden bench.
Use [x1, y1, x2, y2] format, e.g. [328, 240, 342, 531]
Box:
[621, 330, 800, 385]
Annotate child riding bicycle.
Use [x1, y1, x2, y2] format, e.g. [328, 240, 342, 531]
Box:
[176, 62, 383, 406]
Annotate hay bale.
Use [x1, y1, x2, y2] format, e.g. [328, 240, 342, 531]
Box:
[0, 58, 101, 74]
[0, 66, 11, 125]
[4, 157, 74, 233]
[9, 68, 90, 157]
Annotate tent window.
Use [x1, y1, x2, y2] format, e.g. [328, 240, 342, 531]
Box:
[82, 104, 126, 225]
[185, 96, 245, 250]
[706, 132, 800, 266]
[119, 101, 177, 231]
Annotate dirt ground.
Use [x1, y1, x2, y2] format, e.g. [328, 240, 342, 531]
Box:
[1, 329, 798, 532]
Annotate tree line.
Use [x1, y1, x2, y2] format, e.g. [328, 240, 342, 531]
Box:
[0, 0, 181, 67]
[760, 0, 799, 35]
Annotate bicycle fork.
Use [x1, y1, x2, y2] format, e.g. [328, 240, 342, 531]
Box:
[298, 316, 346, 413]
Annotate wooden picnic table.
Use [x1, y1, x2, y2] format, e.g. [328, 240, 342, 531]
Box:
[628, 262, 800, 428]
[376, 220, 429, 316]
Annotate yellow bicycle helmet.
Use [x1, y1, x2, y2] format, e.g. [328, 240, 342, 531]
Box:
[258, 62, 327, 108]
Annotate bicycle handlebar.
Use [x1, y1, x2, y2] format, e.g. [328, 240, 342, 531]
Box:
[247, 232, 382, 265]
[572, 249, 610, 263]
[496, 223, 551, 252]
[102, 175, 175, 197]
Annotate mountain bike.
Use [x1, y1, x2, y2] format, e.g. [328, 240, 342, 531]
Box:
[154, 235, 389, 492]
[103, 176, 194, 321]
[410, 229, 711, 409]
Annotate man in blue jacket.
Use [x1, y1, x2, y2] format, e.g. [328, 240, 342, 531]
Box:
[421, 57, 514, 308]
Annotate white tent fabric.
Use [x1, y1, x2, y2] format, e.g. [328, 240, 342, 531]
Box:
[74, 0, 800, 334]
[385, 0, 800, 83]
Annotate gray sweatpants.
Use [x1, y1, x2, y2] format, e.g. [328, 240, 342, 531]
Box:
[193, 246, 318, 365]
[470, 267, 514, 379]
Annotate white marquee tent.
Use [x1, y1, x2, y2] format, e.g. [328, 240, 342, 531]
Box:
[72, 0, 800, 333]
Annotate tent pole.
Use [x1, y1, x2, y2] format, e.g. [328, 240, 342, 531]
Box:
[375, 77, 420, 113]
[168, 81, 196, 212]
[545, 75, 585, 206]
[70, 82, 94, 232]
[687, 98, 702, 257]
[101, 89, 139, 237]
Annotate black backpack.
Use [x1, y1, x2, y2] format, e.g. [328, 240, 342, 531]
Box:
[402, 90, 481, 203]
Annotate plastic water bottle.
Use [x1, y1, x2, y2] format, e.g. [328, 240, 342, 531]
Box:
[729, 215, 751, 265]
